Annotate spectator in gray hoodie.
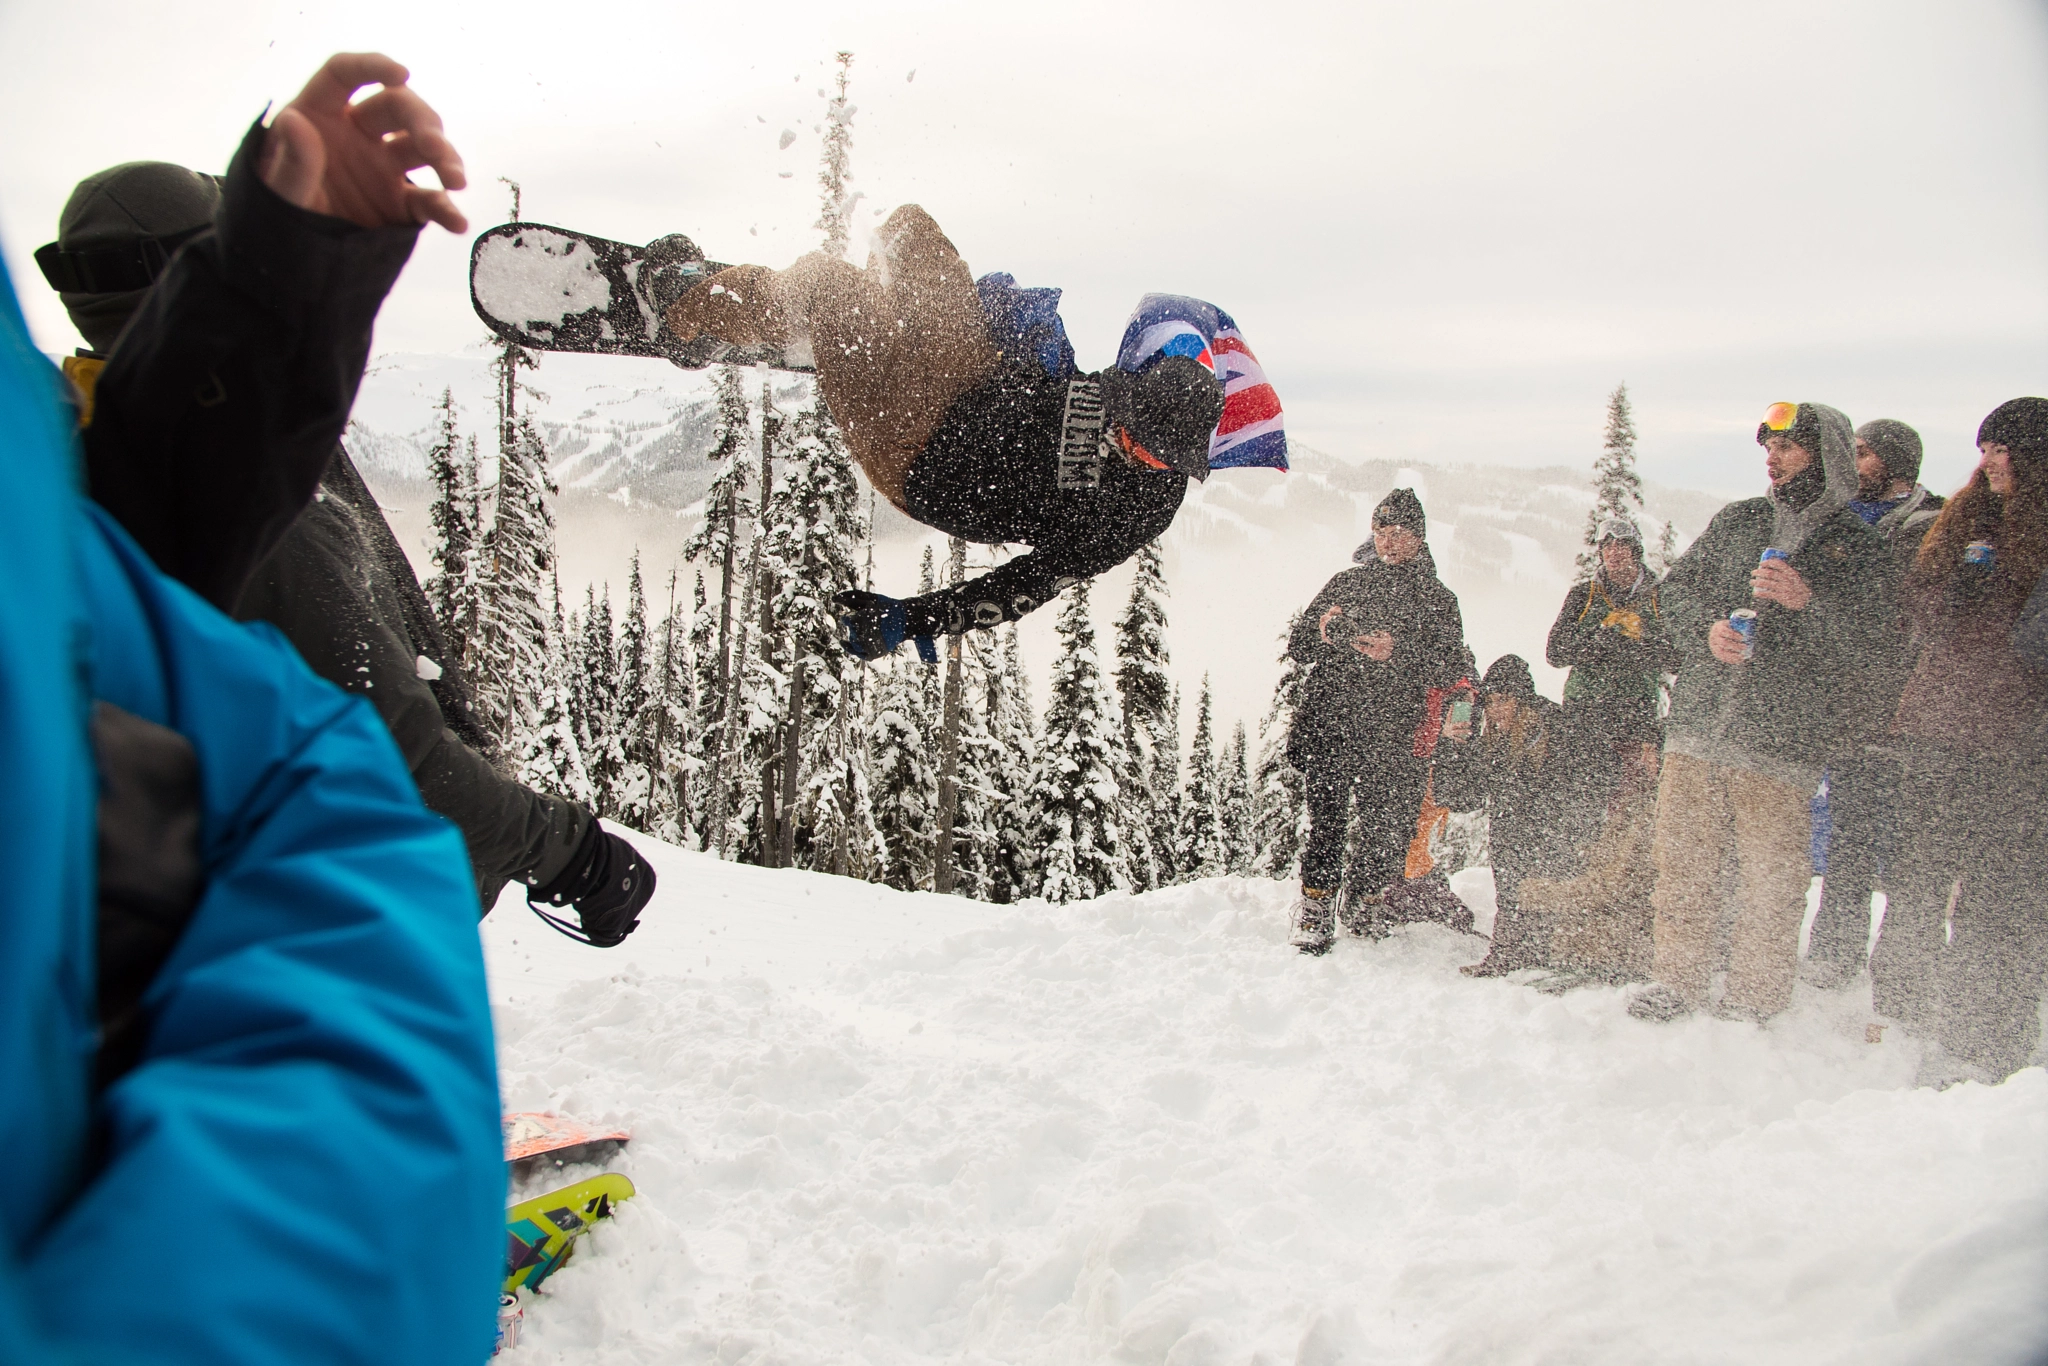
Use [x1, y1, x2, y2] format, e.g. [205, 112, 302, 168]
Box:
[1628, 402, 1888, 1023]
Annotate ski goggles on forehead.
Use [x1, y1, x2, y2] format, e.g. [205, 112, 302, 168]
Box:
[1760, 402, 1799, 434]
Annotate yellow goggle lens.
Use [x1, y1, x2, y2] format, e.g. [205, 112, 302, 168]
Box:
[1761, 401, 1799, 432]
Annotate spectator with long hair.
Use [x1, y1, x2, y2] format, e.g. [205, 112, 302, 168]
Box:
[1869, 397, 2048, 1082]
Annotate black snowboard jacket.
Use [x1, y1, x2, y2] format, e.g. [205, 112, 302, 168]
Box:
[1432, 693, 1600, 891]
[897, 366, 1188, 636]
[1545, 569, 1679, 745]
[1286, 548, 1467, 768]
[235, 453, 590, 905]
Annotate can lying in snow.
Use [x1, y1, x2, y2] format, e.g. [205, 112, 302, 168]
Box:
[495, 1294, 523, 1355]
[1964, 541, 1996, 570]
[1728, 608, 1758, 660]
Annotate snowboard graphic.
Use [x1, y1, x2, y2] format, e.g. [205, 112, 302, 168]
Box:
[504, 1172, 637, 1294]
[470, 222, 811, 371]
[504, 1110, 631, 1180]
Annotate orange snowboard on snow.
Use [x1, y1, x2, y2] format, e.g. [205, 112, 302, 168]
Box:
[503, 1112, 631, 1178]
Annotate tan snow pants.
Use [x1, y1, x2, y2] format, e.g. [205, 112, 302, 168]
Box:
[1649, 752, 1813, 1018]
[1521, 785, 1658, 979]
[664, 205, 998, 510]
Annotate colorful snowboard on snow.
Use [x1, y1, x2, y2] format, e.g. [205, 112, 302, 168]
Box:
[469, 221, 810, 371]
[504, 1172, 636, 1294]
[504, 1110, 631, 1180]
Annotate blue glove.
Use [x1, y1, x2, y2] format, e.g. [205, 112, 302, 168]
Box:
[835, 590, 938, 662]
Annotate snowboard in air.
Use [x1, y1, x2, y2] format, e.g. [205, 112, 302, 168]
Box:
[504, 1110, 631, 1181]
[470, 222, 811, 371]
[504, 1172, 637, 1294]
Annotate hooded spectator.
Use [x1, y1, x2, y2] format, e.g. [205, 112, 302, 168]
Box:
[56, 159, 653, 945]
[1627, 401, 1887, 1024]
[1803, 418, 1947, 986]
[1547, 516, 1677, 749]
[1285, 488, 1466, 952]
[1868, 397, 2048, 1081]
[1434, 655, 1601, 975]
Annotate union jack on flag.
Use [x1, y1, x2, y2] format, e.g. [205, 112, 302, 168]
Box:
[1114, 293, 1288, 473]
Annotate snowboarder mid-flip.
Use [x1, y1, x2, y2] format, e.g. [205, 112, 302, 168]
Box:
[477, 205, 1288, 659]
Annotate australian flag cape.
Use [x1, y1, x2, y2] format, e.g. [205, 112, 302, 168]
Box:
[976, 275, 1289, 473]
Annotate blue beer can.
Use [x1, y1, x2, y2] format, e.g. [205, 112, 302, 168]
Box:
[1964, 541, 1995, 570]
[1759, 547, 1791, 565]
[1729, 608, 1758, 659]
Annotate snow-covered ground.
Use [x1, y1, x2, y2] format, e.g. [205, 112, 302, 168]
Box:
[484, 842, 2048, 1364]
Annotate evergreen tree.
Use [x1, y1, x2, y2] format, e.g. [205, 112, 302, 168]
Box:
[1577, 382, 1646, 579]
[1027, 580, 1130, 904]
[868, 654, 937, 890]
[682, 366, 754, 847]
[1252, 616, 1311, 880]
[473, 412, 556, 747]
[577, 585, 632, 817]
[686, 570, 718, 844]
[1175, 675, 1226, 880]
[1219, 721, 1253, 875]
[762, 388, 875, 871]
[611, 556, 654, 829]
[1652, 518, 1679, 577]
[519, 572, 593, 807]
[424, 390, 481, 666]
[1150, 687, 1182, 885]
[647, 568, 697, 845]
[944, 624, 1006, 899]
[1113, 539, 1172, 890]
[987, 624, 1038, 902]
[814, 51, 861, 257]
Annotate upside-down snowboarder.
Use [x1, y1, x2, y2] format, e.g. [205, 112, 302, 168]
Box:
[472, 206, 1288, 659]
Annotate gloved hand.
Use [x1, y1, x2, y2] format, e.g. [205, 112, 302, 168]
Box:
[1099, 354, 1225, 481]
[836, 589, 938, 662]
[527, 819, 655, 947]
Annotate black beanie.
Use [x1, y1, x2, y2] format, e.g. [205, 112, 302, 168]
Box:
[1373, 487, 1426, 535]
[44, 161, 222, 353]
[1854, 419, 1923, 485]
[1479, 654, 1536, 700]
[1976, 398, 2048, 466]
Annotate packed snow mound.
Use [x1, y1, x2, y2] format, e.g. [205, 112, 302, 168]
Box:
[483, 845, 2048, 1365]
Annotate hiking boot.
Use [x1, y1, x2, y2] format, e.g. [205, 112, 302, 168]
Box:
[1625, 983, 1691, 1023]
[1290, 889, 1336, 956]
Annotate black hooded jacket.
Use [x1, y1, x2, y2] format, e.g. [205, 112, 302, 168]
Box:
[1286, 546, 1466, 765]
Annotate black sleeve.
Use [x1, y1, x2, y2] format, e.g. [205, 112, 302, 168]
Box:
[1546, 583, 1596, 669]
[237, 513, 590, 903]
[83, 119, 421, 611]
[1288, 571, 1357, 667]
[1430, 737, 1487, 813]
[902, 478, 1183, 637]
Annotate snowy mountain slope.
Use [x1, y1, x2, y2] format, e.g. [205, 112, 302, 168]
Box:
[483, 846, 2048, 1365]
[349, 350, 1729, 729]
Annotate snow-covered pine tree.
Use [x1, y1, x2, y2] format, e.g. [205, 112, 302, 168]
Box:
[1576, 382, 1646, 579]
[762, 385, 876, 873]
[1219, 721, 1253, 875]
[1175, 675, 1226, 880]
[686, 570, 718, 844]
[1113, 539, 1171, 890]
[473, 412, 557, 748]
[1652, 518, 1679, 577]
[611, 556, 654, 830]
[814, 51, 861, 258]
[944, 622, 1006, 899]
[1150, 687, 1182, 885]
[682, 366, 754, 848]
[520, 571, 593, 808]
[987, 623, 1037, 902]
[868, 653, 937, 889]
[1252, 615, 1310, 880]
[577, 585, 631, 817]
[424, 389, 481, 667]
[646, 568, 696, 845]
[1027, 580, 1131, 904]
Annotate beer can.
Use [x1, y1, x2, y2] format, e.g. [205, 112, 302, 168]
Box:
[1759, 547, 1791, 565]
[1729, 608, 1758, 660]
[494, 1294, 523, 1355]
[1964, 541, 1995, 570]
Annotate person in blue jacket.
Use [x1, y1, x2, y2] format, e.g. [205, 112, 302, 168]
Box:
[0, 55, 503, 1364]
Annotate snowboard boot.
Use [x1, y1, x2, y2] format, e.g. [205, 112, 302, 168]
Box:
[1290, 887, 1337, 955]
[1625, 983, 1692, 1023]
[1337, 890, 1387, 939]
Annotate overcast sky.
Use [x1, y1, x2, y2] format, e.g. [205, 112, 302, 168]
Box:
[3, 0, 2044, 498]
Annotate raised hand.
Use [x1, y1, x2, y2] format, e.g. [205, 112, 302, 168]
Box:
[258, 53, 467, 233]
